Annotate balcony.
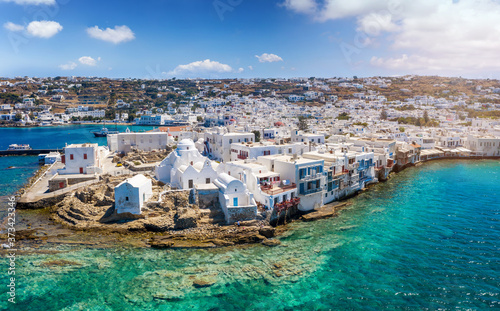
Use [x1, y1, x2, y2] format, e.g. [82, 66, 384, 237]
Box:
[237, 154, 248, 160]
[261, 183, 296, 195]
[301, 187, 323, 195]
[299, 173, 323, 181]
[348, 162, 359, 170]
[274, 197, 300, 213]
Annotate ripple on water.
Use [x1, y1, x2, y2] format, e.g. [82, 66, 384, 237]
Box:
[1, 160, 499, 310]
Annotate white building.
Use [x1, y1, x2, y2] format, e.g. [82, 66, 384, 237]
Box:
[59, 143, 109, 175]
[229, 141, 310, 161]
[465, 134, 500, 156]
[203, 128, 255, 162]
[155, 139, 218, 189]
[136, 115, 170, 125]
[213, 173, 258, 224]
[258, 154, 325, 211]
[219, 160, 298, 210]
[114, 174, 153, 215]
[291, 130, 325, 144]
[107, 131, 172, 154]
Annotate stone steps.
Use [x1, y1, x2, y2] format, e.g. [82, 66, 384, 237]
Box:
[56, 210, 77, 225]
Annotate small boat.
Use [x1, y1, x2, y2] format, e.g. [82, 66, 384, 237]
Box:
[7, 144, 32, 151]
[92, 127, 119, 137]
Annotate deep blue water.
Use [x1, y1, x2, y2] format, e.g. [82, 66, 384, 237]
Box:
[1, 160, 498, 310]
[0, 125, 156, 196]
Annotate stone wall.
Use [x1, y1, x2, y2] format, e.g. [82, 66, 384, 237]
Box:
[224, 205, 257, 224]
[196, 188, 219, 209]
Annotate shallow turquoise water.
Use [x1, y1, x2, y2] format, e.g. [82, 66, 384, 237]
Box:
[0, 124, 156, 150]
[2, 160, 499, 310]
[0, 156, 39, 197]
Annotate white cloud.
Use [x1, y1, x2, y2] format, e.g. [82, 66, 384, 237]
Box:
[26, 20, 62, 38]
[281, 0, 317, 14]
[284, 0, 500, 75]
[255, 53, 283, 63]
[3, 22, 24, 32]
[59, 62, 77, 70]
[168, 59, 233, 76]
[86, 25, 135, 44]
[357, 12, 398, 36]
[237, 67, 244, 73]
[248, 66, 253, 70]
[0, 0, 55, 5]
[78, 56, 98, 66]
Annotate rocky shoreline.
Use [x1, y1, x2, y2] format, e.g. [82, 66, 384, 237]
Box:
[10, 158, 497, 253]
[7, 171, 355, 252]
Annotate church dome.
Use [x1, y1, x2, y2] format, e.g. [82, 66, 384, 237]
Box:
[177, 139, 196, 151]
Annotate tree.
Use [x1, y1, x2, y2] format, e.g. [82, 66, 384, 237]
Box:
[252, 130, 261, 142]
[399, 127, 405, 132]
[337, 112, 350, 120]
[423, 111, 429, 124]
[380, 109, 388, 120]
[14, 113, 22, 121]
[298, 116, 309, 131]
[197, 116, 203, 122]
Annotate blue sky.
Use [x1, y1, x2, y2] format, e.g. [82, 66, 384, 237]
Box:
[1, 0, 500, 79]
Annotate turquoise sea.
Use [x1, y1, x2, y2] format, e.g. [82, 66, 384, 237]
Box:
[0, 124, 156, 197]
[1, 160, 498, 310]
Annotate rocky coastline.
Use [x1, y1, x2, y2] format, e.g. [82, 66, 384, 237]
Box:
[8, 157, 498, 253]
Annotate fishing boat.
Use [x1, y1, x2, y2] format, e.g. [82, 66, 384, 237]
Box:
[7, 144, 32, 150]
[92, 127, 119, 137]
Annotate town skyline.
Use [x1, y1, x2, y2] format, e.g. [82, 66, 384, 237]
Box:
[2, 0, 500, 79]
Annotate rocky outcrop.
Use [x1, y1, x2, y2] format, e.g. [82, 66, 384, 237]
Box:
[173, 208, 200, 230]
[300, 202, 351, 222]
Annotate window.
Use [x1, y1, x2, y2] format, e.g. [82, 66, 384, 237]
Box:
[83, 153, 87, 160]
[206, 178, 210, 184]
[125, 197, 129, 201]
[70, 154, 74, 160]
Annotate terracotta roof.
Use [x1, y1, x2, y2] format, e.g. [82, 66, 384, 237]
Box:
[156, 126, 188, 132]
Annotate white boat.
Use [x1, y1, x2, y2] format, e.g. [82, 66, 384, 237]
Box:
[8, 144, 32, 151]
[92, 127, 119, 137]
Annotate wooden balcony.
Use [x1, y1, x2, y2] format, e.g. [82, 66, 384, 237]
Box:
[261, 183, 296, 195]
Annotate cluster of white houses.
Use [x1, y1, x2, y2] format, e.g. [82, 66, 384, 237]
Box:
[46, 121, 500, 225]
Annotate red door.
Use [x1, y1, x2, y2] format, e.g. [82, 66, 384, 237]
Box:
[79, 167, 83, 174]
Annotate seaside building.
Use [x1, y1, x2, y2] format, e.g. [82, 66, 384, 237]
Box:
[213, 173, 258, 224]
[59, 143, 109, 175]
[218, 160, 298, 210]
[114, 174, 153, 215]
[465, 134, 500, 156]
[257, 154, 325, 211]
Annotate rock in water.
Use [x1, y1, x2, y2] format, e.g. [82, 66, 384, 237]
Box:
[262, 239, 281, 247]
[193, 278, 216, 288]
[259, 226, 275, 238]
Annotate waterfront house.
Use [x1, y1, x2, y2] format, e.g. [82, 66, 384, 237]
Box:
[213, 173, 258, 224]
[258, 154, 325, 211]
[59, 143, 109, 175]
[218, 160, 298, 210]
[114, 174, 153, 215]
